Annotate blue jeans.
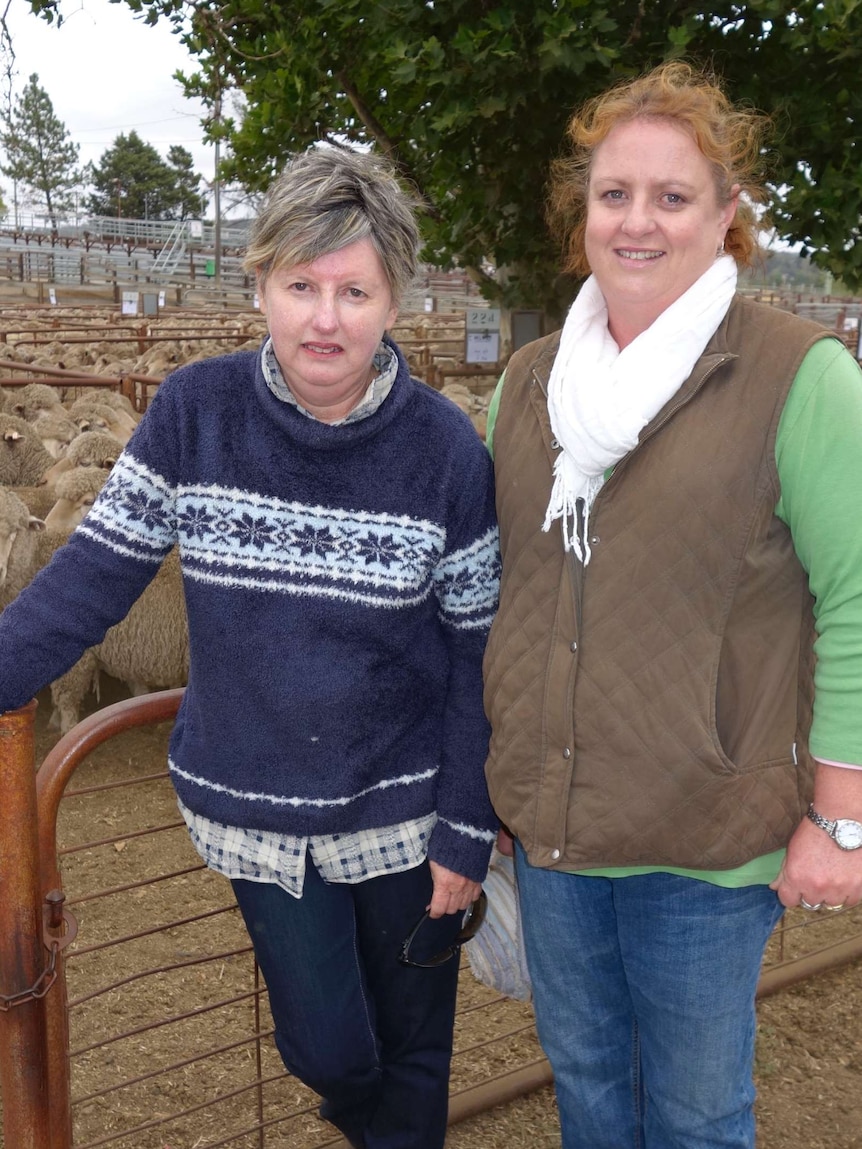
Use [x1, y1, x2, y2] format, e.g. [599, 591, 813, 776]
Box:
[231, 858, 463, 1149]
[514, 843, 784, 1149]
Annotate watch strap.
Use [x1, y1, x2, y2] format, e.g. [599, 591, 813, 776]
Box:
[806, 803, 836, 835]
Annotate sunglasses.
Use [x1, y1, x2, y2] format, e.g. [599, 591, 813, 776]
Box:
[398, 891, 487, 968]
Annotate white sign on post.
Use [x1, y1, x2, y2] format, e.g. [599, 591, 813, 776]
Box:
[121, 291, 140, 316]
[48, 287, 57, 306]
[465, 307, 501, 364]
[466, 332, 500, 363]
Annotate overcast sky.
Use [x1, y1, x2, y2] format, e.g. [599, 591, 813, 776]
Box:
[3, 0, 213, 194]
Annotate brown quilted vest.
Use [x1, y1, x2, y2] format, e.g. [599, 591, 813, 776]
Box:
[484, 295, 831, 871]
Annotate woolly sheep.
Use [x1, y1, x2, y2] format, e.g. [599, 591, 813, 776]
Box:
[440, 383, 473, 415]
[66, 400, 134, 446]
[43, 467, 112, 533]
[0, 414, 55, 486]
[11, 483, 63, 522]
[76, 387, 140, 425]
[0, 486, 45, 598]
[0, 486, 73, 622]
[0, 495, 96, 726]
[7, 382, 65, 422]
[42, 430, 123, 487]
[30, 409, 80, 459]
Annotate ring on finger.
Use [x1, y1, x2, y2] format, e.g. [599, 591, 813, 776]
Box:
[823, 903, 845, 912]
[800, 898, 822, 911]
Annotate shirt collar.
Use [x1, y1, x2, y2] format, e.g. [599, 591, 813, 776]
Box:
[261, 337, 399, 425]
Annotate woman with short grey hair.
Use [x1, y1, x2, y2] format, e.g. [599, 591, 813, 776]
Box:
[0, 145, 500, 1149]
[245, 147, 421, 302]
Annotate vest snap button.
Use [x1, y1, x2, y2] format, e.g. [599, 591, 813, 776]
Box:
[562, 747, 571, 759]
[570, 641, 578, 653]
[590, 535, 600, 545]
[550, 438, 559, 449]
[551, 848, 561, 860]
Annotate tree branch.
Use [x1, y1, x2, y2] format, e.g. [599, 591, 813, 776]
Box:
[335, 69, 441, 222]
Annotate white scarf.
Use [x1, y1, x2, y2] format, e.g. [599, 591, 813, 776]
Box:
[543, 254, 738, 562]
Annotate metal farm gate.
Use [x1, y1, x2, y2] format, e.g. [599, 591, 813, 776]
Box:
[1, 692, 861, 1148]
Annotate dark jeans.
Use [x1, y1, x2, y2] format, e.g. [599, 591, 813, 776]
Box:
[231, 857, 463, 1149]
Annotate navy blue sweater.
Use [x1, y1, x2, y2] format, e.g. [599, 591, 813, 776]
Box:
[0, 342, 500, 881]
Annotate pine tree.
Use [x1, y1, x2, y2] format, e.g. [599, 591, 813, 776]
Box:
[0, 74, 80, 229]
[166, 145, 207, 220]
[87, 131, 199, 221]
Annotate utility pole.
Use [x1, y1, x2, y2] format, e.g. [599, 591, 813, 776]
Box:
[213, 84, 222, 288]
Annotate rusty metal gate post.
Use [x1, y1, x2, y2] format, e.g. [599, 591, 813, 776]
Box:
[0, 701, 52, 1149]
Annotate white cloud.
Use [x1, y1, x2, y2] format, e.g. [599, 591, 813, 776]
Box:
[3, 0, 213, 181]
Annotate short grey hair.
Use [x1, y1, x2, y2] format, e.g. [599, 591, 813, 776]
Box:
[243, 147, 422, 304]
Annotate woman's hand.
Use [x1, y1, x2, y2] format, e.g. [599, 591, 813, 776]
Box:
[496, 826, 515, 856]
[427, 860, 482, 919]
[770, 764, 862, 910]
[770, 817, 862, 909]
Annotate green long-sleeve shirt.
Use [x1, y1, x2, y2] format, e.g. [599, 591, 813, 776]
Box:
[487, 336, 862, 885]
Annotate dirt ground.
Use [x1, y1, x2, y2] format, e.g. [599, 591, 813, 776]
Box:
[12, 679, 862, 1149]
[449, 964, 862, 1149]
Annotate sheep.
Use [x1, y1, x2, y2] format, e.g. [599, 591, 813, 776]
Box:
[440, 383, 474, 415]
[48, 547, 189, 732]
[11, 483, 64, 522]
[132, 349, 176, 378]
[7, 382, 65, 422]
[66, 400, 134, 446]
[29, 409, 80, 459]
[0, 486, 99, 725]
[0, 486, 46, 601]
[42, 430, 123, 486]
[0, 414, 55, 486]
[76, 388, 140, 425]
[0, 486, 73, 620]
[43, 467, 112, 533]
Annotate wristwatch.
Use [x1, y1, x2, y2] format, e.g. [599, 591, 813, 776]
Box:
[806, 804, 862, 850]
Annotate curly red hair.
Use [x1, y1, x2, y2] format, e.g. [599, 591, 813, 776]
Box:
[547, 61, 771, 277]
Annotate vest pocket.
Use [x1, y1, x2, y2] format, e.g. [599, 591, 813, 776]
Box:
[714, 629, 800, 772]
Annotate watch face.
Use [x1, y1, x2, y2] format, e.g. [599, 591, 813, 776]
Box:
[834, 819, 862, 850]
